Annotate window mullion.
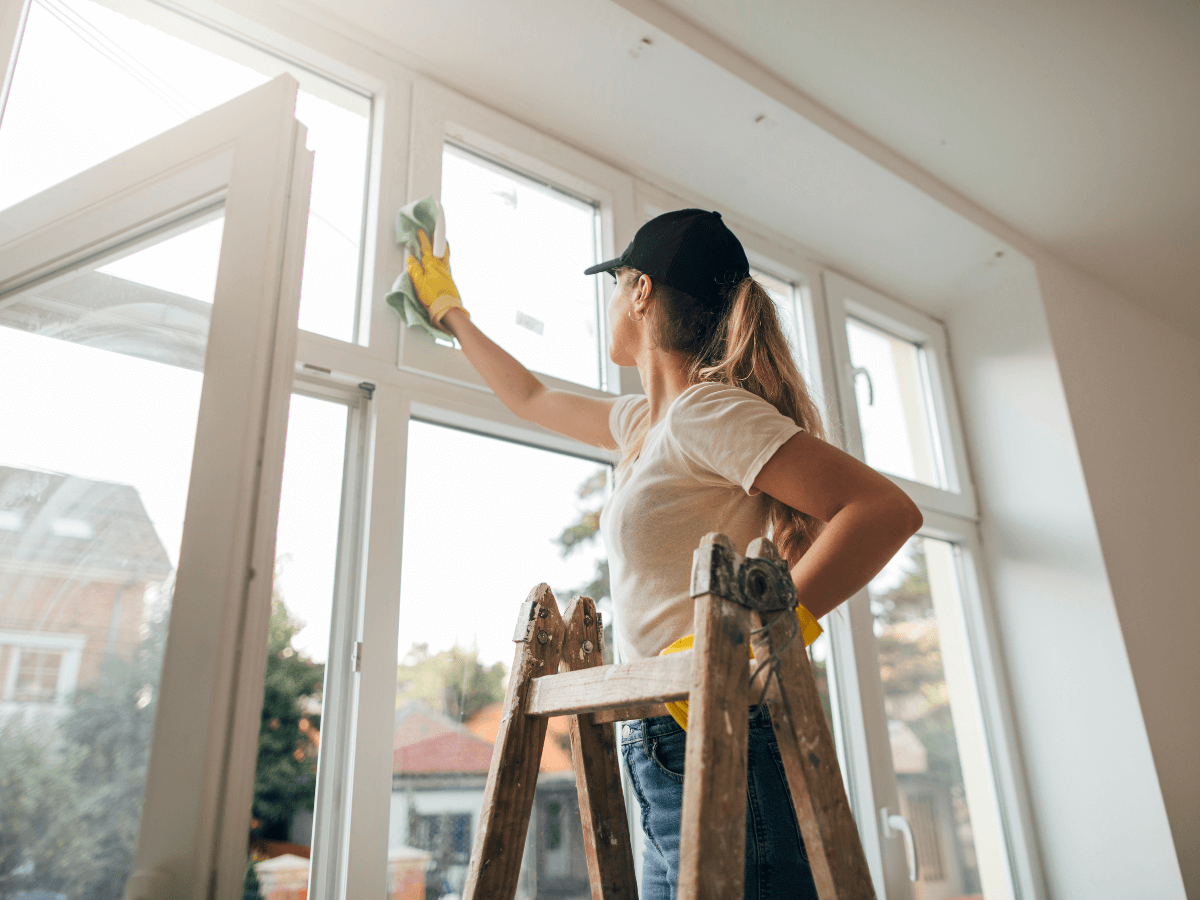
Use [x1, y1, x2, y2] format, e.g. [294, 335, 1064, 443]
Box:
[343, 383, 411, 897]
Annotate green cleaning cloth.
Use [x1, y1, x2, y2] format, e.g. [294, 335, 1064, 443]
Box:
[385, 195, 449, 341]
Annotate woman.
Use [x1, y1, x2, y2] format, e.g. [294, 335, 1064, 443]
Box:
[407, 208, 922, 900]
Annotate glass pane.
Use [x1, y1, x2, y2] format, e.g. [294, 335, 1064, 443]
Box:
[846, 317, 945, 488]
[0, 0, 369, 341]
[245, 394, 348, 897]
[0, 214, 220, 898]
[868, 536, 1007, 900]
[388, 422, 610, 899]
[440, 144, 605, 390]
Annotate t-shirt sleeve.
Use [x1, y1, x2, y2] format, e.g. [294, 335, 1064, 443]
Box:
[608, 393, 650, 451]
[668, 382, 803, 494]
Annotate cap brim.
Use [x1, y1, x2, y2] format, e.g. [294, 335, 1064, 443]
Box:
[584, 256, 624, 276]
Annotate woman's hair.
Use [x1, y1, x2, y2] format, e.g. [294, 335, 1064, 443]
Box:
[616, 266, 831, 566]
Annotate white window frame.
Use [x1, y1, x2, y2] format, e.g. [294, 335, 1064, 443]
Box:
[819, 271, 1041, 898]
[823, 270, 977, 520]
[287, 372, 375, 900]
[0, 74, 313, 900]
[401, 77, 638, 398]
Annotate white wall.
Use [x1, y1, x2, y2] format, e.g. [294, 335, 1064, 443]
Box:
[943, 257, 1188, 900]
[1036, 257, 1200, 894]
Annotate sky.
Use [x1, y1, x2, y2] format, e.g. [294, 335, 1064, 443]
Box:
[0, 0, 926, 668]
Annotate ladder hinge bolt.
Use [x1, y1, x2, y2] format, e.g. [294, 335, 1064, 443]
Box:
[537, 631, 549, 644]
[582, 640, 593, 653]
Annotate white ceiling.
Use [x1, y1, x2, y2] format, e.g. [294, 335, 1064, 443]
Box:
[648, 0, 1200, 336]
[308, 0, 1200, 337]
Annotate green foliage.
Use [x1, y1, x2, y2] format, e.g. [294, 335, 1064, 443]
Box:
[554, 468, 609, 600]
[0, 594, 169, 900]
[553, 467, 614, 663]
[0, 724, 81, 898]
[396, 643, 506, 721]
[870, 542, 964, 781]
[250, 596, 324, 842]
[0, 575, 324, 898]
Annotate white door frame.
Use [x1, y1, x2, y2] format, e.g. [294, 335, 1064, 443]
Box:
[0, 74, 313, 900]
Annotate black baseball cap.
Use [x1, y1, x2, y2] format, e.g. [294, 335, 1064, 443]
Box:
[584, 208, 750, 306]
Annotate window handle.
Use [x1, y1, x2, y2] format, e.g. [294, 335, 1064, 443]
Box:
[880, 806, 919, 882]
[849, 364, 875, 406]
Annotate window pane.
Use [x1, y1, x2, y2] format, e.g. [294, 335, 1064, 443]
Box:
[388, 422, 610, 899]
[0, 0, 369, 342]
[846, 317, 946, 488]
[0, 213, 219, 898]
[440, 144, 605, 390]
[245, 394, 348, 897]
[868, 536, 1008, 899]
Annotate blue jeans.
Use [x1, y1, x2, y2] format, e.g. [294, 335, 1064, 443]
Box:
[620, 704, 820, 900]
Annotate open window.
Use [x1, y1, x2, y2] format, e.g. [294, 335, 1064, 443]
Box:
[0, 75, 313, 898]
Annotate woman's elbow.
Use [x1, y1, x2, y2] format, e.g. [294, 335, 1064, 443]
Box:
[896, 493, 923, 536]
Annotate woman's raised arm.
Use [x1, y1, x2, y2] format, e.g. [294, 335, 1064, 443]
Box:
[440, 308, 617, 450]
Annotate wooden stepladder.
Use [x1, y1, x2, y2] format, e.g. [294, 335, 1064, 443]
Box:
[461, 533, 877, 900]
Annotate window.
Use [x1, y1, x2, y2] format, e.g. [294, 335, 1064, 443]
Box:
[387, 420, 609, 900]
[824, 271, 976, 519]
[0, 0, 371, 342]
[12, 650, 62, 702]
[246, 392, 353, 886]
[845, 316, 945, 489]
[0, 73, 313, 896]
[821, 271, 1028, 896]
[868, 535, 1002, 897]
[399, 79, 632, 398]
[0, 209, 219, 894]
[440, 144, 605, 389]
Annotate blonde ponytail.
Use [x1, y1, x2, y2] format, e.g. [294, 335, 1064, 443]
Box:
[616, 270, 830, 565]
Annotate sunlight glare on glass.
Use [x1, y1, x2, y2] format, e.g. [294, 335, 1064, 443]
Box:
[846, 317, 943, 488]
[0, 0, 369, 341]
[272, 394, 349, 664]
[99, 217, 225, 303]
[440, 146, 603, 390]
[398, 421, 607, 669]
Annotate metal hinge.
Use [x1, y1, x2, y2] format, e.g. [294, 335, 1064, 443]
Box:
[355, 641, 363, 672]
[358, 381, 376, 400]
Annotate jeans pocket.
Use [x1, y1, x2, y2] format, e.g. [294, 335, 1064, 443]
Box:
[648, 729, 687, 784]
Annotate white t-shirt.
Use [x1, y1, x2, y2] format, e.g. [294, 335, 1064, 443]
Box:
[599, 381, 803, 661]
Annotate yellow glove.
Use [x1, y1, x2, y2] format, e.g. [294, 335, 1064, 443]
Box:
[406, 229, 469, 328]
[660, 603, 822, 732]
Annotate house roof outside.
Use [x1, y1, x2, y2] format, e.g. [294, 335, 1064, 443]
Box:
[391, 699, 576, 775]
[0, 466, 171, 580]
[464, 701, 574, 773]
[394, 730, 496, 775]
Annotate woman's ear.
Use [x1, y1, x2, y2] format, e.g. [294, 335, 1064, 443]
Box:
[636, 274, 653, 307]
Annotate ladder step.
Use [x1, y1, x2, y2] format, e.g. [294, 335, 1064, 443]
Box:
[527, 649, 693, 716]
